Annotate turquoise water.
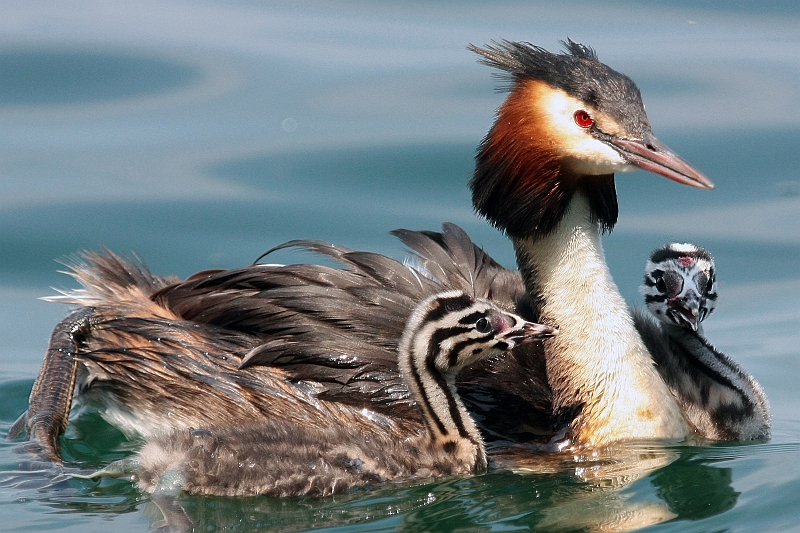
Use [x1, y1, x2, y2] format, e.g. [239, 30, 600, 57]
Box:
[1, 1, 799, 531]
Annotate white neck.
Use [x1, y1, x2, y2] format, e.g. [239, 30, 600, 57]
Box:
[515, 193, 689, 446]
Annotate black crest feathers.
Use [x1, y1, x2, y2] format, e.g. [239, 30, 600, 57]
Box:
[469, 39, 646, 133]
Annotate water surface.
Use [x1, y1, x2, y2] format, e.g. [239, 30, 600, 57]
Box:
[1, 1, 799, 531]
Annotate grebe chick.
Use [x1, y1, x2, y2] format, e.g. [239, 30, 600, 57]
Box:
[634, 243, 770, 440]
[134, 291, 555, 497]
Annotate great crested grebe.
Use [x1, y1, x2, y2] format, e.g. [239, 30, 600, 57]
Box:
[633, 243, 771, 440]
[121, 291, 555, 497]
[12, 40, 715, 464]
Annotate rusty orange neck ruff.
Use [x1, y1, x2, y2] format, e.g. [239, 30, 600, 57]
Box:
[472, 80, 618, 241]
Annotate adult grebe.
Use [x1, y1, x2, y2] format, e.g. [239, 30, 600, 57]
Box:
[12, 40, 714, 462]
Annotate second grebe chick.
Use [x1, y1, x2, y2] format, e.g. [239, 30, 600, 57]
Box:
[133, 291, 555, 497]
[634, 243, 770, 441]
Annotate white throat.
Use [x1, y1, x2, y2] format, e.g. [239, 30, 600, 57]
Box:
[516, 193, 689, 446]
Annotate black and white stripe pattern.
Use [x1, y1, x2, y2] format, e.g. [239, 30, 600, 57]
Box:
[635, 243, 770, 440]
[398, 291, 555, 472]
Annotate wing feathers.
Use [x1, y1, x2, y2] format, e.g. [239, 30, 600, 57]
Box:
[54, 223, 554, 441]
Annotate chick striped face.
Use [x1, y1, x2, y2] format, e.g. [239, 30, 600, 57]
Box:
[406, 291, 556, 374]
[641, 243, 717, 330]
[398, 291, 556, 470]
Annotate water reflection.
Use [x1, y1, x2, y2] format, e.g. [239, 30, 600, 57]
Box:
[0, 417, 757, 533]
[132, 444, 750, 532]
[650, 450, 738, 520]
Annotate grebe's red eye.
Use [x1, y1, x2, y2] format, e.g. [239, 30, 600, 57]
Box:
[574, 110, 593, 128]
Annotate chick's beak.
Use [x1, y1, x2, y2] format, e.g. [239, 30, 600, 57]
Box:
[505, 321, 558, 345]
[610, 130, 715, 190]
[668, 291, 702, 331]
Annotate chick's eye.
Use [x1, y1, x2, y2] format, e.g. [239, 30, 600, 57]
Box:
[475, 317, 491, 334]
[574, 110, 594, 128]
[655, 277, 667, 293]
[706, 276, 714, 294]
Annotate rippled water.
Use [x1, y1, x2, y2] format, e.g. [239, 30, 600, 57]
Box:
[1, 1, 799, 532]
